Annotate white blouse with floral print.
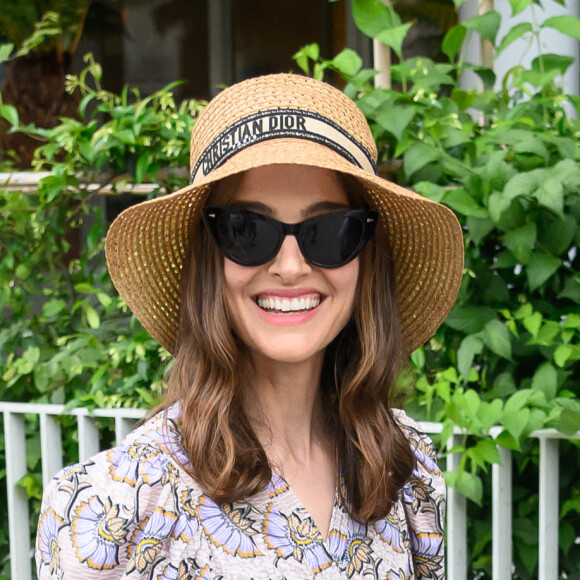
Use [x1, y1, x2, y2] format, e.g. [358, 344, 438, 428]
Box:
[36, 406, 445, 580]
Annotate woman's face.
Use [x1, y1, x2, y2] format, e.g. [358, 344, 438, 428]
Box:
[221, 164, 359, 366]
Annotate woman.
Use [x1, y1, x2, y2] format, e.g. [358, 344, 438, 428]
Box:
[36, 74, 463, 579]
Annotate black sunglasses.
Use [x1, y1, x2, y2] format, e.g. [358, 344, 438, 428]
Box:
[202, 206, 378, 268]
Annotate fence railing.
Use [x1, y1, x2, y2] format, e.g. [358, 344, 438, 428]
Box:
[1, 401, 578, 580]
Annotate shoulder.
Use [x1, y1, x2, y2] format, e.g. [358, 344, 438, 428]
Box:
[392, 408, 440, 474]
[392, 409, 446, 578]
[36, 406, 200, 578]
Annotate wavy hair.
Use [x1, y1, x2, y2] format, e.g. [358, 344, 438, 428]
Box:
[158, 171, 416, 521]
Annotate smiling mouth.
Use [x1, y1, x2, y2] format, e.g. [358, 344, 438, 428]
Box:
[255, 294, 322, 314]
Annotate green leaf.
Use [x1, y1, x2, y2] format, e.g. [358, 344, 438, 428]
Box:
[442, 25, 467, 61]
[531, 54, 575, 76]
[487, 192, 512, 224]
[471, 439, 502, 465]
[526, 253, 562, 291]
[445, 305, 497, 334]
[466, 217, 494, 245]
[352, 0, 401, 38]
[457, 335, 484, 381]
[543, 15, 580, 40]
[413, 181, 446, 202]
[75, 283, 98, 294]
[538, 214, 576, 257]
[85, 306, 100, 330]
[0, 43, 14, 63]
[496, 22, 532, 56]
[442, 188, 488, 218]
[0, 104, 19, 127]
[558, 277, 580, 303]
[504, 223, 536, 265]
[503, 408, 530, 441]
[135, 154, 149, 184]
[554, 345, 573, 368]
[450, 88, 476, 110]
[558, 406, 580, 436]
[375, 105, 416, 142]
[456, 471, 483, 505]
[560, 523, 575, 554]
[332, 49, 363, 77]
[522, 311, 542, 338]
[462, 11, 501, 44]
[403, 143, 440, 179]
[531, 362, 558, 399]
[508, 0, 533, 15]
[481, 320, 512, 360]
[42, 299, 66, 318]
[376, 23, 414, 59]
[503, 171, 537, 200]
[533, 177, 564, 217]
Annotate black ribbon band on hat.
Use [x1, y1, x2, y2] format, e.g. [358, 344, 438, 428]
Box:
[189, 108, 378, 184]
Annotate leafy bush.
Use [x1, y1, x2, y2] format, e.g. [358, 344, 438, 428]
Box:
[0, 52, 204, 578]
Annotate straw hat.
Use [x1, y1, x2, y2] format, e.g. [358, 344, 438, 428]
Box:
[105, 73, 463, 356]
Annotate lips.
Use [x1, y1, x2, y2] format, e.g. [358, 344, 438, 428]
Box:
[254, 292, 322, 314]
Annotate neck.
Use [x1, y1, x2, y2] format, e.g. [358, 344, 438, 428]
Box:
[241, 351, 330, 466]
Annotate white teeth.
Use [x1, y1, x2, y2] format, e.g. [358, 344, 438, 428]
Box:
[257, 296, 321, 313]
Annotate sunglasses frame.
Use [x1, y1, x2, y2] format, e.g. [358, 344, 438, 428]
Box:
[202, 205, 379, 268]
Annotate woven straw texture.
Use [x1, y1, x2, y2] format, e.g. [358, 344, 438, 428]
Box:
[105, 73, 464, 356]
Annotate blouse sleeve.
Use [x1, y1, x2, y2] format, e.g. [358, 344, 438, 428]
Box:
[35, 410, 188, 579]
[394, 409, 446, 580]
[35, 455, 139, 579]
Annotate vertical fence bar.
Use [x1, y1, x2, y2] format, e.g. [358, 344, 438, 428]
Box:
[492, 446, 512, 579]
[39, 413, 63, 488]
[539, 437, 559, 580]
[77, 414, 100, 462]
[115, 417, 135, 444]
[4, 411, 32, 580]
[446, 432, 467, 580]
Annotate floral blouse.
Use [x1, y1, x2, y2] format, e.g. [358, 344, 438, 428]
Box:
[36, 406, 445, 579]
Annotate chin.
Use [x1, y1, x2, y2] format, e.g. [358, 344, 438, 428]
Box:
[249, 338, 325, 366]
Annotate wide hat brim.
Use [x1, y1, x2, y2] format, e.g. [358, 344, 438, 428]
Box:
[105, 136, 464, 356]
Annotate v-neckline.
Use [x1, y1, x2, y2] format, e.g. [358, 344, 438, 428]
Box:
[267, 472, 348, 545]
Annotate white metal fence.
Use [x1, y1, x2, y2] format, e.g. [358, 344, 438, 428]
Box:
[1, 401, 578, 580]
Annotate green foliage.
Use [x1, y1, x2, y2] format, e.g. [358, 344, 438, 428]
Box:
[295, 0, 580, 577]
[0, 48, 205, 578]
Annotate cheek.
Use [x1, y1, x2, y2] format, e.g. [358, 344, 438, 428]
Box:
[334, 259, 360, 306]
[222, 259, 259, 316]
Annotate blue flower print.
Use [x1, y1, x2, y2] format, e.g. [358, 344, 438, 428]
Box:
[266, 473, 290, 498]
[409, 531, 444, 579]
[198, 495, 263, 558]
[37, 508, 63, 578]
[344, 518, 374, 578]
[156, 560, 195, 579]
[71, 496, 130, 570]
[386, 567, 412, 580]
[325, 528, 348, 563]
[410, 438, 441, 476]
[263, 503, 332, 574]
[374, 509, 404, 553]
[402, 474, 436, 515]
[107, 441, 175, 487]
[107, 418, 190, 487]
[172, 489, 200, 542]
[127, 507, 178, 573]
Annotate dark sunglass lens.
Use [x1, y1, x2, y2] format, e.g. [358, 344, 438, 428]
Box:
[302, 214, 365, 266]
[217, 211, 279, 265]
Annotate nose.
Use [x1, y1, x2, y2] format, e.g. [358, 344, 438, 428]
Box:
[267, 235, 311, 280]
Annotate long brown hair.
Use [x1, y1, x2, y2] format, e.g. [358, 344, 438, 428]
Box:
[159, 171, 416, 521]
